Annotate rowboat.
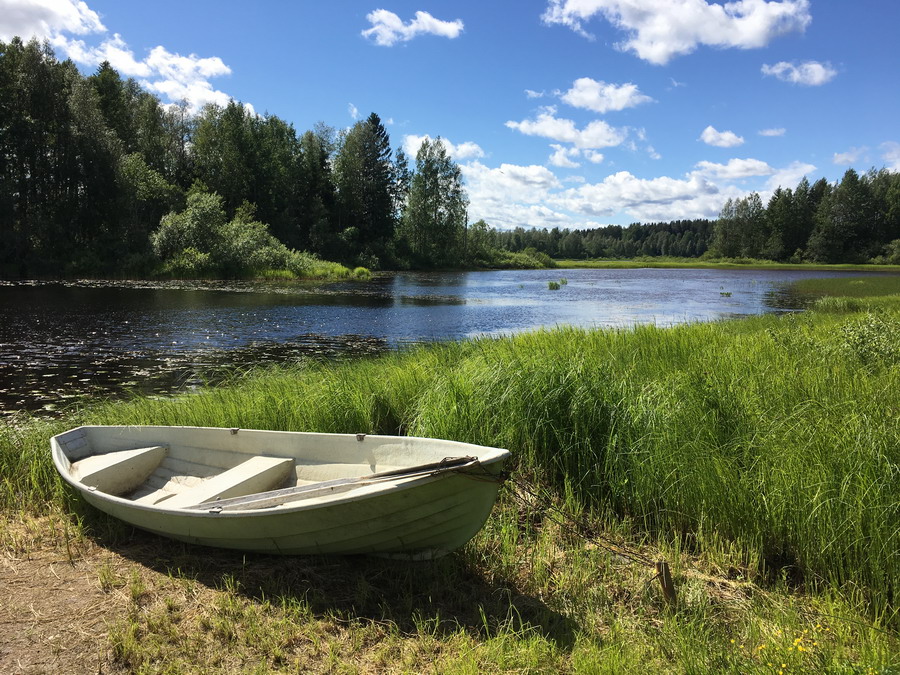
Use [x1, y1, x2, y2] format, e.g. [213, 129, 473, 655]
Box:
[51, 425, 510, 558]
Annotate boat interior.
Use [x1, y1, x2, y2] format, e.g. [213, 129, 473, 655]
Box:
[53, 426, 490, 511]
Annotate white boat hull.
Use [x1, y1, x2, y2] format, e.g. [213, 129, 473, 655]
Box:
[52, 426, 510, 558]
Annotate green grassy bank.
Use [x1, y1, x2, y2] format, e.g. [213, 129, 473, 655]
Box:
[2, 276, 899, 671]
[555, 256, 900, 272]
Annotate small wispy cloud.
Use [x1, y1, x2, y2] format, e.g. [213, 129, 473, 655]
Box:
[833, 146, 867, 165]
[403, 134, 485, 161]
[881, 142, 900, 171]
[761, 60, 837, 86]
[694, 158, 775, 180]
[549, 144, 581, 168]
[362, 10, 463, 47]
[348, 103, 360, 120]
[758, 128, 786, 137]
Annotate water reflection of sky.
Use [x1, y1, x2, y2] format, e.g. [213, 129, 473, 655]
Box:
[0, 268, 890, 415]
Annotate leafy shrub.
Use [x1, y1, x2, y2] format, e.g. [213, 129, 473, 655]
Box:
[838, 312, 900, 367]
[152, 191, 356, 280]
[217, 218, 290, 275]
[870, 239, 900, 265]
[151, 192, 227, 264]
[164, 247, 213, 278]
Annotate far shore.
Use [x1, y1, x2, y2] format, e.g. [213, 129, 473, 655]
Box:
[553, 257, 900, 272]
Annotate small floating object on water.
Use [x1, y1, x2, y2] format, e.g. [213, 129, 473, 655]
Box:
[51, 426, 510, 559]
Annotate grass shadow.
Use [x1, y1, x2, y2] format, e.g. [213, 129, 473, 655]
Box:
[94, 521, 579, 649]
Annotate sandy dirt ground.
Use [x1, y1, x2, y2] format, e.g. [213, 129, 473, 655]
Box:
[1, 541, 128, 673]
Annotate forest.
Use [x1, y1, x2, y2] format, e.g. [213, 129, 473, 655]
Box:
[496, 168, 900, 264]
[0, 38, 520, 278]
[2, 37, 899, 279]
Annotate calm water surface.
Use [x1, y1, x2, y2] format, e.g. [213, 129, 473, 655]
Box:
[0, 268, 874, 415]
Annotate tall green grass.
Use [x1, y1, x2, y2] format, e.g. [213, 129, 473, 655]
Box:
[3, 279, 899, 622]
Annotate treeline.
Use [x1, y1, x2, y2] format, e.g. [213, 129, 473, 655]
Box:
[495, 219, 715, 259]
[1, 38, 542, 278]
[495, 169, 900, 264]
[5, 39, 899, 277]
[710, 170, 900, 263]
[498, 170, 900, 264]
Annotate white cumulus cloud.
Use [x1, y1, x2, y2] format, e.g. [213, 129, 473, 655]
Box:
[560, 77, 653, 113]
[506, 106, 627, 149]
[56, 34, 236, 114]
[403, 134, 485, 161]
[362, 9, 463, 46]
[541, 0, 811, 65]
[764, 161, 816, 193]
[761, 60, 837, 86]
[5, 0, 244, 115]
[549, 170, 724, 222]
[463, 161, 570, 228]
[462, 156, 819, 229]
[0, 0, 105, 41]
[694, 158, 775, 179]
[700, 125, 745, 148]
[54, 32, 151, 76]
[549, 144, 582, 168]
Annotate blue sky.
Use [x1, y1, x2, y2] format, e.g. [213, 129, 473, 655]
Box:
[3, 0, 899, 229]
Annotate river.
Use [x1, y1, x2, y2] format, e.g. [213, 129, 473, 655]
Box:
[0, 268, 875, 416]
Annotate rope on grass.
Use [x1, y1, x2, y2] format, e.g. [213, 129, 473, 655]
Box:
[483, 473, 899, 631]
[458, 464, 679, 603]
[504, 474, 655, 567]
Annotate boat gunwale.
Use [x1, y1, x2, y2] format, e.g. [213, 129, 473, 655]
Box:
[51, 425, 510, 518]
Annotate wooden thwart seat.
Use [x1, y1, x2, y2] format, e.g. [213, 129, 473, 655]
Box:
[162, 455, 295, 509]
[73, 445, 168, 496]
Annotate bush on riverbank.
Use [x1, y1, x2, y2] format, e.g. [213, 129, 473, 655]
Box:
[151, 191, 362, 281]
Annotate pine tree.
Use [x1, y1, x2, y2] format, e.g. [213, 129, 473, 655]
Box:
[296, 129, 337, 255]
[333, 113, 395, 264]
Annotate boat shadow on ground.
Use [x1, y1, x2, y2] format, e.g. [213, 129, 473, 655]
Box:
[106, 529, 579, 648]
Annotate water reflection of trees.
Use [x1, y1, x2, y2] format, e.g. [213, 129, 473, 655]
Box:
[763, 284, 818, 311]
